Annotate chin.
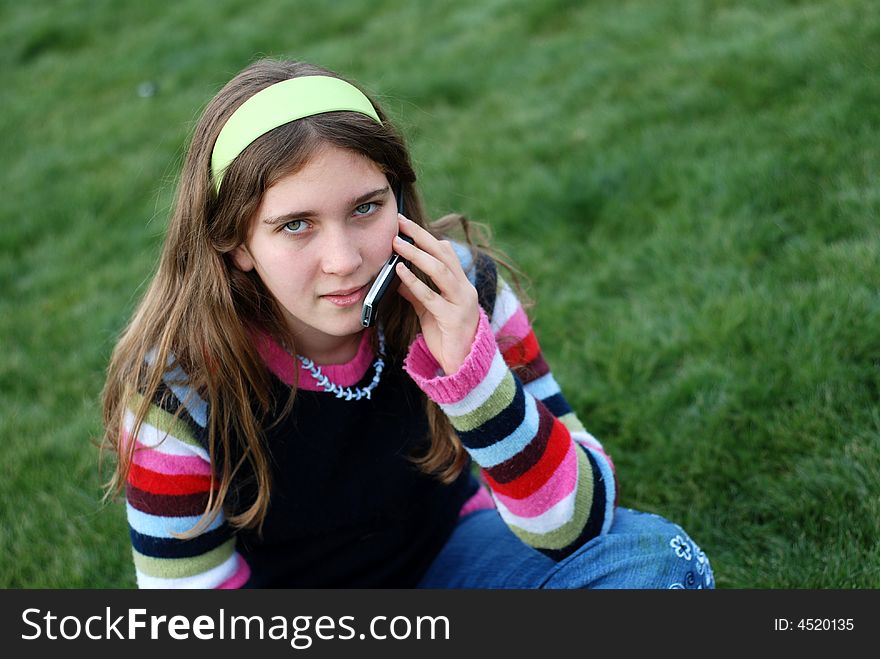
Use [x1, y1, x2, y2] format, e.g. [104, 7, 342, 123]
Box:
[321, 312, 366, 337]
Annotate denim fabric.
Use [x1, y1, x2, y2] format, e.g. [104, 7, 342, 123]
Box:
[418, 507, 714, 589]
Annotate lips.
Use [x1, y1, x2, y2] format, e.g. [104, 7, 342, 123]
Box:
[323, 284, 368, 297]
[320, 283, 369, 307]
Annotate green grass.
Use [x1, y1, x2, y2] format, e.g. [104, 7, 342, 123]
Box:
[1, 0, 878, 588]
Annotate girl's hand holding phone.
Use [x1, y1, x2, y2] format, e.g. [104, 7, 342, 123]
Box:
[393, 214, 480, 375]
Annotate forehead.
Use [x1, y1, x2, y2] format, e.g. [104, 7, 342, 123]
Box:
[248, 144, 390, 236]
[265, 144, 385, 202]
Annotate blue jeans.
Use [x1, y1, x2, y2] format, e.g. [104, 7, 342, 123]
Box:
[418, 507, 714, 589]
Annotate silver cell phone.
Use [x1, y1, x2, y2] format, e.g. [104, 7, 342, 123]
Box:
[361, 185, 412, 327]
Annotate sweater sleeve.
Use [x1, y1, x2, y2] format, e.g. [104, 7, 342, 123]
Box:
[122, 366, 251, 589]
[404, 259, 617, 560]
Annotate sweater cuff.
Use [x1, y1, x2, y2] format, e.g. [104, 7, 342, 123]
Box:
[404, 307, 497, 405]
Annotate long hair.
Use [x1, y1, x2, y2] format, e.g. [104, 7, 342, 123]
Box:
[101, 58, 523, 535]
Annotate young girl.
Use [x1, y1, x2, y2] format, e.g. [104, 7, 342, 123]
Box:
[102, 58, 714, 589]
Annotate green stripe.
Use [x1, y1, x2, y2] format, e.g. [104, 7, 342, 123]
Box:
[132, 538, 235, 578]
[447, 371, 516, 432]
[558, 412, 586, 434]
[129, 393, 201, 449]
[490, 275, 508, 321]
[507, 448, 594, 550]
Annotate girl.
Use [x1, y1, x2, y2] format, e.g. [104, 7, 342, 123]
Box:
[102, 58, 713, 589]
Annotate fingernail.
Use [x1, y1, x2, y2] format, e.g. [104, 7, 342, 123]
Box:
[398, 213, 408, 222]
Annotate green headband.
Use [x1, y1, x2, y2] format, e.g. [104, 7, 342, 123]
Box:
[210, 75, 382, 192]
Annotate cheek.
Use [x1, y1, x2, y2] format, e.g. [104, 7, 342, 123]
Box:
[372, 212, 400, 256]
[251, 243, 311, 289]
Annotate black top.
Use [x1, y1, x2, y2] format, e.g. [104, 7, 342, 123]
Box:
[233, 351, 478, 587]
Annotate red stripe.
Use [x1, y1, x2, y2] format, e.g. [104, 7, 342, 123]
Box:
[501, 330, 540, 368]
[518, 353, 551, 385]
[128, 463, 215, 496]
[126, 484, 210, 517]
[482, 417, 570, 499]
[484, 403, 554, 484]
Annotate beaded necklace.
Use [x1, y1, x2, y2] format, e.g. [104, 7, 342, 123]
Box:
[295, 328, 386, 401]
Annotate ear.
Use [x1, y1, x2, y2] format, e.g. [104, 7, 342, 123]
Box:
[230, 244, 255, 272]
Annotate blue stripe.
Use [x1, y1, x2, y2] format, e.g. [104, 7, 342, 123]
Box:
[126, 502, 225, 538]
[581, 444, 616, 535]
[163, 366, 208, 428]
[451, 241, 476, 285]
[144, 350, 208, 428]
[465, 394, 540, 468]
[522, 372, 560, 400]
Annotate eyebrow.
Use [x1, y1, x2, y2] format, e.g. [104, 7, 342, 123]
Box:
[262, 185, 391, 225]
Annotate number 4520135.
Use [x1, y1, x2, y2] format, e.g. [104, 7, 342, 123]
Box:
[774, 618, 854, 631]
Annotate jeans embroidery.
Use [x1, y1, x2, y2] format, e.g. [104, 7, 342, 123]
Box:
[668, 532, 714, 589]
[670, 534, 692, 560]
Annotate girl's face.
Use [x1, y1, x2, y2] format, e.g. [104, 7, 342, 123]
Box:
[232, 144, 399, 362]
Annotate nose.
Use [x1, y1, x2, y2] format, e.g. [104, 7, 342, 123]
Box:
[319, 225, 363, 276]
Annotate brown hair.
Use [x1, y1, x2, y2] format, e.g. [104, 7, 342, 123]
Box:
[101, 58, 523, 535]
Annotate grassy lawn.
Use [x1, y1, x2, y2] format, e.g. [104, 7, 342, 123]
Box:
[1, 0, 877, 588]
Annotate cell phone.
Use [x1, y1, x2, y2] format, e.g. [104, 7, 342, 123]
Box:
[361, 184, 413, 327]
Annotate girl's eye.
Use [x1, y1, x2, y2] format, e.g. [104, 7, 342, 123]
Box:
[282, 219, 309, 235]
[354, 202, 378, 216]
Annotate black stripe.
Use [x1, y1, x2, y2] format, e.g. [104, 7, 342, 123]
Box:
[148, 381, 210, 449]
[130, 522, 232, 559]
[474, 253, 498, 318]
[542, 392, 572, 418]
[457, 378, 526, 450]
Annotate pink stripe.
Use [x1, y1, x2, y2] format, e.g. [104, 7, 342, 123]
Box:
[404, 308, 496, 405]
[497, 305, 531, 342]
[217, 554, 251, 589]
[255, 332, 299, 387]
[403, 334, 441, 380]
[458, 486, 495, 517]
[254, 329, 376, 390]
[132, 440, 213, 476]
[491, 442, 578, 517]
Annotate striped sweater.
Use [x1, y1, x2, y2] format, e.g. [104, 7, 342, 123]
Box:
[122, 246, 617, 587]
[405, 245, 617, 557]
[124, 400, 250, 588]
